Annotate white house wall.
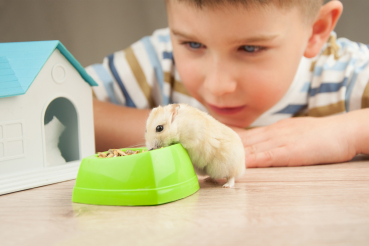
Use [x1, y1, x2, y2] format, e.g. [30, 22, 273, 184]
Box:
[0, 49, 95, 176]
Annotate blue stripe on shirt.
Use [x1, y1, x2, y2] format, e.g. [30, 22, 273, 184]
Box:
[141, 36, 169, 105]
[310, 79, 346, 97]
[314, 61, 351, 76]
[313, 67, 324, 77]
[163, 51, 173, 60]
[158, 35, 171, 43]
[300, 82, 311, 92]
[91, 64, 120, 105]
[274, 104, 307, 114]
[337, 38, 355, 50]
[345, 74, 358, 111]
[345, 60, 369, 111]
[107, 53, 136, 107]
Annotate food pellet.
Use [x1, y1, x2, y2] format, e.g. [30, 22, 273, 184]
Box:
[97, 148, 146, 158]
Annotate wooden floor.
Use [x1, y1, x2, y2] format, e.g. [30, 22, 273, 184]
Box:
[1, 156, 369, 246]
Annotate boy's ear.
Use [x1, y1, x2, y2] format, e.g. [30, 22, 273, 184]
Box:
[169, 104, 180, 123]
[304, 1, 343, 58]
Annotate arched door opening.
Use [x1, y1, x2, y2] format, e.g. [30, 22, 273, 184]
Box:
[44, 97, 80, 166]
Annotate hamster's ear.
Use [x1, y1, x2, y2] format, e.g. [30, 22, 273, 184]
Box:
[169, 104, 180, 123]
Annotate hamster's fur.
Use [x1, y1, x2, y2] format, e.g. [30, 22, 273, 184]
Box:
[145, 104, 245, 188]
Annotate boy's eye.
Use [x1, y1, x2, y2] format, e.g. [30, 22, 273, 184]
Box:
[189, 42, 201, 49]
[185, 42, 203, 49]
[241, 45, 261, 53]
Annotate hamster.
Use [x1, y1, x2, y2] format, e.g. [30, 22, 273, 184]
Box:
[145, 104, 245, 188]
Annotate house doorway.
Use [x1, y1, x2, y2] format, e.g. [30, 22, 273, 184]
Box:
[44, 97, 80, 166]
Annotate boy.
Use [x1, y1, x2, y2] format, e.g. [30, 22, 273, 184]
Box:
[86, 0, 369, 168]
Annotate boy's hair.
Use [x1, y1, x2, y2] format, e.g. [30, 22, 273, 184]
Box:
[169, 0, 326, 23]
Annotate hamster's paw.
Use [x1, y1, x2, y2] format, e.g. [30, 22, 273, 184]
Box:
[222, 177, 235, 188]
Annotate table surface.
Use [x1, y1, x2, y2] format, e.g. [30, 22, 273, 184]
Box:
[1, 156, 369, 246]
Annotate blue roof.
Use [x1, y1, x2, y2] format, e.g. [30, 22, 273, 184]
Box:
[0, 40, 97, 98]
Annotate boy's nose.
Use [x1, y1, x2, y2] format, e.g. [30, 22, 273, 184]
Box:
[203, 60, 237, 97]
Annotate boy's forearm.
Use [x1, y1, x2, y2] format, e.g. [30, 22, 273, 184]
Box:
[229, 108, 369, 168]
[93, 99, 151, 152]
[351, 108, 369, 155]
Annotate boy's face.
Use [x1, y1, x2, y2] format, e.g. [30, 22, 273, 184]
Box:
[167, 1, 313, 127]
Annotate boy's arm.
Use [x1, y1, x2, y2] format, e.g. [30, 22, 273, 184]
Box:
[93, 99, 150, 152]
[86, 29, 174, 152]
[232, 108, 369, 168]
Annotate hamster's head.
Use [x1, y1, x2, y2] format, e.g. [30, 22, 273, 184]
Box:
[145, 104, 181, 150]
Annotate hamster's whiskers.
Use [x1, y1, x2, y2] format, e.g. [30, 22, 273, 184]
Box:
[125, 143, 146, 148]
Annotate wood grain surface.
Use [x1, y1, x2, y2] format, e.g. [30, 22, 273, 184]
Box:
[1, 156, 369, 246]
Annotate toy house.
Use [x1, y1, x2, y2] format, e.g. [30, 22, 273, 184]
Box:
[0, 41, 97, 195]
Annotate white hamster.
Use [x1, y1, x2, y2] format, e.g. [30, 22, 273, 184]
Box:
[145, 104, 245, 188]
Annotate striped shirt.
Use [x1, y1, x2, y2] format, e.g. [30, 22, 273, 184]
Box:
[86, 28, 369, 127]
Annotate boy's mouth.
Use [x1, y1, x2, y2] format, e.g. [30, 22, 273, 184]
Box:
[207, 104, 246, 115]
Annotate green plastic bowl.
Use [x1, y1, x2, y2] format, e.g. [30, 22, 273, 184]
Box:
[72, 143, 199, 206]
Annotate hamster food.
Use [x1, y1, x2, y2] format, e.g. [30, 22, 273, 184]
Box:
[97, 149, 147, 158]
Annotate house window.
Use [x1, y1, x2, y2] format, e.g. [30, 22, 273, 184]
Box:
[51, 64, 67, 84]
[0, 121, 25, 161]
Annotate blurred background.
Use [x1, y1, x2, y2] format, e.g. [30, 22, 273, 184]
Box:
[0, 0, 368, 67]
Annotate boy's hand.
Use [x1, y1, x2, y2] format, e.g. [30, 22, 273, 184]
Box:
[231, 109, 369, 168]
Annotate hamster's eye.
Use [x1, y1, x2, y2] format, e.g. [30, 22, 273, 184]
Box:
[156, 125, 164, 132]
